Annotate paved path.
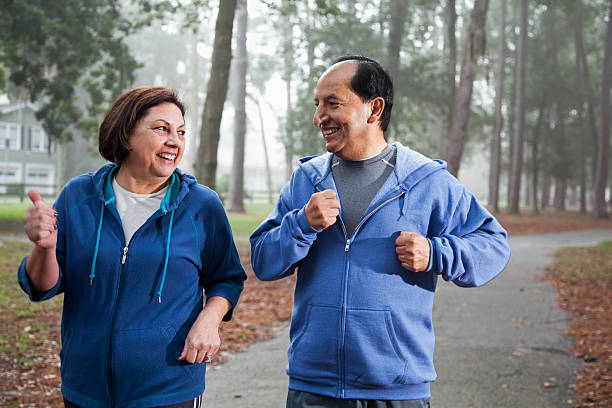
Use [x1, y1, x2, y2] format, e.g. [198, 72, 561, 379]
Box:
[202, 229, 612, 407]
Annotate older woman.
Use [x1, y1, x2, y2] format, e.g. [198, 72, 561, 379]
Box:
[19, 87, 246, 408]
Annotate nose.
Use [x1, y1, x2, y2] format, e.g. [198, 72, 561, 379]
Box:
[166, 128, 181, 146]
[313, 106, 326, 127]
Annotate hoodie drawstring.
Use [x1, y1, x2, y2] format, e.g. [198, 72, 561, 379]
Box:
[90, 203, 106, 285]
[156, 208, 175, 303]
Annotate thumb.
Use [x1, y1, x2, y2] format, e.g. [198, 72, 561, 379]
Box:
[177, 347, 187, 361]
[28, 189, 43, 206]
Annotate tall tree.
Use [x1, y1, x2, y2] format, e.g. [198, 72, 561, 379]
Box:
[488, 0, 507, 213]
[593, 1, 612, 218]
[508, 0, 528, 214]
[444, 0, 490, 177]
[0, 0, 139, 143]
[438, 0, 457, 157]
[574, 0, 588, 214]
[227, 1, 248, 213]
[386, 0, 409, 139]
[195, 0, 238, 190]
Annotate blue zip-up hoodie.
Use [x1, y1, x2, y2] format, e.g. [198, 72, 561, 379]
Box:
[18, 163, 246, 408]
[250, 142, 510, 400]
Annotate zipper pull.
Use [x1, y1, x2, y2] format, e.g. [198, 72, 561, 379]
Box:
[121, 246, 128, 264]
[345, 239, 350, 252]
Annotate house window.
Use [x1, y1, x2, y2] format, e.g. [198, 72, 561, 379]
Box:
[0, 122, 21, 150]
[25, 164, 55, 195]
[31, 126, 47, 152]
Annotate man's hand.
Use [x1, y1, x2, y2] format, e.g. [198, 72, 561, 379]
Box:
[24, 189, 57, 249]
[395, 231, 430, 272]
[305, 190, 340, 231]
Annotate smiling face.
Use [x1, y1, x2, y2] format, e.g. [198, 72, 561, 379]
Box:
[313, 61, 378, 160]
[118, 102, 185, 192]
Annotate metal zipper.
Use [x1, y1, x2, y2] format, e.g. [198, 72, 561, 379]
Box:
[338, 190, 405, 398]
[106, 245, 128, 407]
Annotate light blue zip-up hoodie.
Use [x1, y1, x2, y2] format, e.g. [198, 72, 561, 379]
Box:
[250, 142, 510, 400]
[18, 163, 246, 408]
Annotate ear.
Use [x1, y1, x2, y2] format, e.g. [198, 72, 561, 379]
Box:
[367, 97, 385, 125]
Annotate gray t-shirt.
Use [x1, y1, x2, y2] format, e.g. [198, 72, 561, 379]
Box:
[112, 178, 168, 245]
[331, 144, 397, 238]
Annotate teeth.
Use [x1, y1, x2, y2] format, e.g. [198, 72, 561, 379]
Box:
[158, 153, 176, 160]
[322, 128, 339, 136]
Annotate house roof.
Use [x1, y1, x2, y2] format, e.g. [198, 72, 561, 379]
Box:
[0, 102, 40, 115]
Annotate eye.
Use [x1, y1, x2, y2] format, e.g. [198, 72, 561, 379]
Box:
[154, 125, 169, 132]
[178, 130, 186, 136]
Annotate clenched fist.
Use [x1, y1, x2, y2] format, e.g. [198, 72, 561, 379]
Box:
[24, 189, 57, 249]
[305, 190, 340, 231]
[395, 231, 430, 272]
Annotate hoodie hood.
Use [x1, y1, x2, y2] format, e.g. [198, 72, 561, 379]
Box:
[297, 142, 447, 193]
[92, 163, 198, 212]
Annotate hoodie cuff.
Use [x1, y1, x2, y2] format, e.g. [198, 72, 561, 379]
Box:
[296, 207, 319, 236]
[206, 282, 243, 321]
[424, 238, 435, 273]
[18, 256, 61, 302]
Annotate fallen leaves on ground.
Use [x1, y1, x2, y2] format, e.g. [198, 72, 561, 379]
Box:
[1, 209, 611, 407]
[543, 241, 612, 407]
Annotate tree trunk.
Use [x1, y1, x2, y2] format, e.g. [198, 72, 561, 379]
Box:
[255, 98, 274, 204]
[488, 0, 506, 213]
[574, 3, 587, 214]
[445, 0, 490, 177]
[184, 29, 201, 174]
[386, 0, 408, 79]
[593, 2, 612, 218]
[541, 173, 551, 209]
[437, 0, 457, 157]
[554, 178, 567, 212]
[195, 0, 238, 190]
[574, 0, 600, 192]
[227, 2, 248, 213]
[282, 20, 295, 181]
[531, 100, 547, 215]
[508, 0, 527, 214]
[386, 0, 408, 140]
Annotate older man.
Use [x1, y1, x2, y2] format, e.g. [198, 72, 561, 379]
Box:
[250, 55, 510, 408]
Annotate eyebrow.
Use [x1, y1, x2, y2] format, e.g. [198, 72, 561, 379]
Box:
[152, 119, 186, 128]
[314, 94, 342, 102]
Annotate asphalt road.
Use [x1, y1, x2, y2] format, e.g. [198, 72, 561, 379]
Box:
[202, 229, 612, 408]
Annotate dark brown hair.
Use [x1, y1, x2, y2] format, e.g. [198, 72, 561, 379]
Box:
[98, 87, 186, 164]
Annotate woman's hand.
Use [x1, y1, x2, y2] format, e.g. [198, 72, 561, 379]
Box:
[24, 189, 60, 293]
[178, 296, 231, 364]
[24, 190, 57, 249]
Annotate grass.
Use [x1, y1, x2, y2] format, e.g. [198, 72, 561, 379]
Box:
[0, 241, 62, 357]
[0, 200, 275, 237]
[0, 202, 30, 232]
[553, 240, 612, 280]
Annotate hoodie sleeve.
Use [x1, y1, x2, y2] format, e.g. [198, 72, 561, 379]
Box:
[427, 181, 511, 287]
[250, 174, 320, 281]
[201, 192, 247, 321]
[18, 183, 68, 302]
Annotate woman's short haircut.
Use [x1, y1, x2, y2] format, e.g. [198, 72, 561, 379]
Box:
[331, 55, 394, 132]
[98, 87, 185, 164]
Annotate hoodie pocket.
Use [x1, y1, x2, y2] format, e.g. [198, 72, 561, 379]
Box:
[287, 304, 340, 381]
[344, 308, 406, 387]
[112, 325, 202, 402]
[60, 328, 108, 400]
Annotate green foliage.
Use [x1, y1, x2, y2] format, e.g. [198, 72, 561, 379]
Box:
[0, 0, 141, 143]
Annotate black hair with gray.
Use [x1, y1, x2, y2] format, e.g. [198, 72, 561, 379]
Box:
[332, 55, 394, 132]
